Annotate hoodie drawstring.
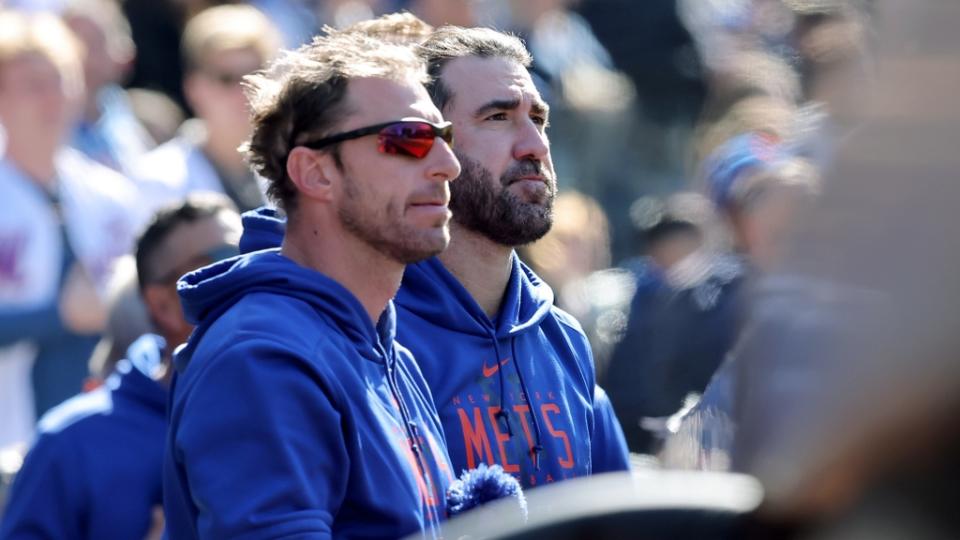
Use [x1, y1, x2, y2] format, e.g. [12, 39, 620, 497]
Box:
[382, 345, 442, 534]
[510, 338, 544, 471]
[489, 331, 513, 438]
[487, 330, 544, 472]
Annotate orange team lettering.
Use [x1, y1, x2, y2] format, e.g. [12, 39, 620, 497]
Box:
[511, 404, 535, 451]
[457, 407, 494, 468]
[541, 403, 575, 469]
[486, 407, 520, 473]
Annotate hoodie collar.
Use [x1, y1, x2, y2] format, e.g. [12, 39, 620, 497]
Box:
[175, 249, 396, 373]
[396, 252, 554, 339]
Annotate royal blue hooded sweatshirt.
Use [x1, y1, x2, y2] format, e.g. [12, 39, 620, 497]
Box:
[0, 334, 167, 540]
[236, 208, 630, 489]
[394, 256, 630, 488]
[163, 249, 455, 540]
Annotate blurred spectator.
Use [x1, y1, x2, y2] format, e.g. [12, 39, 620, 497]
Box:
[249, 0, 320, 48]
[125, 87, 186, 145]
[62, 0, 156, 174]
[131, 4, 280, 213]
[407, 0, 476, 28]
[84, 255, 151, 386]
[660, 132, 821, 470]
[603, 192, 745, 454]
[0, 195, 240, 538]
[0, 10, 139, 444]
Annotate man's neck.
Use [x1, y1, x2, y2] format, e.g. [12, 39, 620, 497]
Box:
[437, 222, 514, 319]
[281, 211, 405, 325]
[5, 142, 58, 188]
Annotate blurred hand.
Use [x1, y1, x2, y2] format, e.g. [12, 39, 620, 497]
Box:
[59, 263, 107, 334]
[143, 505, 165, 540]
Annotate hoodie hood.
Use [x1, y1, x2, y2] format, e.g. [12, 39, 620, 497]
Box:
[396, 254, 554, 339]
[239, 206, 286, 254]
[176, 249, 395, 372]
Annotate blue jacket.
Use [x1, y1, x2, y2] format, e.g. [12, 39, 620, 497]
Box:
[395, 255, 630, 488]
[163, 250, 455, 539]
[0, 334, 167, 540]
[236, 208, 630, 487]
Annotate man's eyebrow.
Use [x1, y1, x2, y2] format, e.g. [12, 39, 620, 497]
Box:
[531, 100, 550, 118]
[474, 98, 521, 118]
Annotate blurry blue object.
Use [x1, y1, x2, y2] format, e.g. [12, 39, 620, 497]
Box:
[70, 85, 155, 175]
[592, 386, 631, 473]
[446, 463, 527, 521]
[0, 335, 167, 539]
[603, 255, 746, 454]
[701, 131, 788, 209]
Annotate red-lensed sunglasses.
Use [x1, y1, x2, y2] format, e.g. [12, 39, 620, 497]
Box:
[301, 118, 454, 159]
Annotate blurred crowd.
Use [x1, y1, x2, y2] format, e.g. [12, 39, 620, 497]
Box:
[4, 0, 960, 537]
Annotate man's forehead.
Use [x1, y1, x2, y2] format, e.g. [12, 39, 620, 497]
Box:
[343, 75, 442, 125]
[442, 55, 542, 108]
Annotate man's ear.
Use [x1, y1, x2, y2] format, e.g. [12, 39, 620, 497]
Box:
[287, 147, 341, 203]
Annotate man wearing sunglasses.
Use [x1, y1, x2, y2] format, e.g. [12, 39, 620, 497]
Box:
[235, 19, 632, 490]
[392, 26, 631, 488]
[162, 32, 463, 539]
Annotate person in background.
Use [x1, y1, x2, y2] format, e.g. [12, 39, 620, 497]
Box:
[0, 195, 240, 540]
[0, 10, 139, 450]
[62, 0, 155, 175]
[132, 4, 281, 213]
[163, 31, 463, 538]
[604, 191, 744, 455]
[659, 130, 821, 470]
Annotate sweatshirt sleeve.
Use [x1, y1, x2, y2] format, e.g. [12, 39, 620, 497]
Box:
[591, 385, 631, 473]
[0, 433, 85, 540]
[0, 301, 71, 347]
[171, 339, 349, 539]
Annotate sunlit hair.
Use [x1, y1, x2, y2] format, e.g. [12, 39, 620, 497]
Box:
[242, 32, 428, 213]
[418, 25, 532, 111]
[0, 10, 83, 99]
[333, 11, 434, 46]
[62, 0, 135, 64]
[181, 4, 281, 74]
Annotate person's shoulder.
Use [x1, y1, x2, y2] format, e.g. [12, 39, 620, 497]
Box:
[35, 387, 114, 439]
[548, 304, 588, 336]
[129, 135, 193, 185]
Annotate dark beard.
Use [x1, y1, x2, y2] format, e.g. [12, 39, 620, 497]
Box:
[449, 153, 555, 246]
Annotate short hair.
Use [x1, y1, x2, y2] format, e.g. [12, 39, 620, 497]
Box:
[62, 0, 135, 64]
[181, 4, 280, 74]
[418, 25, 532, 111]
[335, 11, 434, 45]
[135, 195, 237, 290]
[242, 32, 428, 214]
[0, 10, 82, 97]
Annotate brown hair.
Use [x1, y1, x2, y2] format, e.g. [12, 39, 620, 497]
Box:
[242, 32, 428, 213]
[418, 25, 532, 111]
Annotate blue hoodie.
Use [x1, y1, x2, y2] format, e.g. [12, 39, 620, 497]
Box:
[236, 208, 630, 488]
[395, 256, 629, 488]
[163, 249, 455, 539]
[0, 334, 167, 540]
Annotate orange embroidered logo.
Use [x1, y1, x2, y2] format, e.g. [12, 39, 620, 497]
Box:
[481, 357, 509, 378]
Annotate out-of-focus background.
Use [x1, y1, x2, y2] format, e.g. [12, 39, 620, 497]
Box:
[4, 0, 960, 537]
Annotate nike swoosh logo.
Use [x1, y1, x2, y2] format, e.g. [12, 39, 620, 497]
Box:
[482, 357, 509, 378]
